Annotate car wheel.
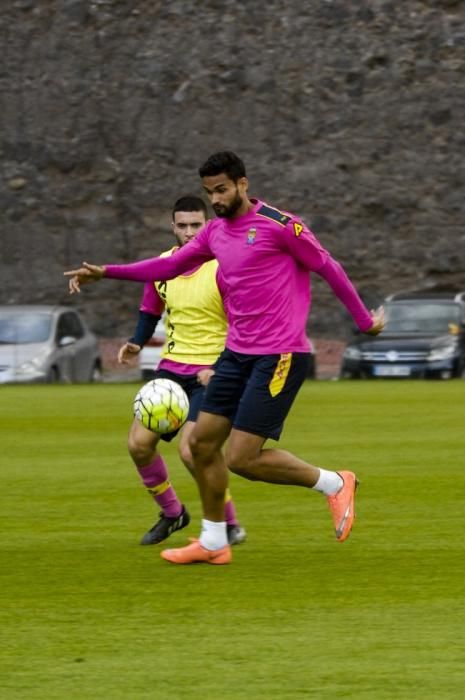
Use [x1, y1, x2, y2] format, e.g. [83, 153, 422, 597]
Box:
[46, 366, 60, 383]
[340, 371, 359, 379]
[90, 361, 103, 382]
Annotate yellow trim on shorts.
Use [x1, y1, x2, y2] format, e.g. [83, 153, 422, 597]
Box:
[147, 481, 171, 496]
[269, 353, 292, 397]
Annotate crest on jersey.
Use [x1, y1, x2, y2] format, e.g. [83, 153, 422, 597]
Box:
[247, 227, 257, 244]
[293, 222, 303, 237]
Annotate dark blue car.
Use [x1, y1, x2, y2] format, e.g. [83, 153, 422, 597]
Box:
[340, 292, 465, 379]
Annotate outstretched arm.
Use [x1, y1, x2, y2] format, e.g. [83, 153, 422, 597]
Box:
[65, 262, 105, 294]
[316, 256, 385, 334]
[365, 305, 385, 335]
[277, 217, 385, 335]
[64, 227, 214, 293]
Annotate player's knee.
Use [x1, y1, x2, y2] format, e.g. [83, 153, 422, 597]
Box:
[188, 432, 216, 465]
[178, 443, 194, 474]
[127, 436, 154, 465]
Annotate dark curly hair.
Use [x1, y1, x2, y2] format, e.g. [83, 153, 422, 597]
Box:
[198, 151, 247, 182]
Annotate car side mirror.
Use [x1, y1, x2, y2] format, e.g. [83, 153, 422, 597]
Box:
[58, 335, 77, 347]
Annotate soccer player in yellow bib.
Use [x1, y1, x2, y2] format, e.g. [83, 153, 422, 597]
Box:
[118, 196, 246, 546]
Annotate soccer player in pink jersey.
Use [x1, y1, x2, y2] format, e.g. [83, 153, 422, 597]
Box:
[117, 195, 245, 547]
[65, 151, 385, 565]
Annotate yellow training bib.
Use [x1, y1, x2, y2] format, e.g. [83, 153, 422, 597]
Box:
[155, 249, 227, 365]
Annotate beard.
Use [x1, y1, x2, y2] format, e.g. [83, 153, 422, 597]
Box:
[213, 189, 243, 218]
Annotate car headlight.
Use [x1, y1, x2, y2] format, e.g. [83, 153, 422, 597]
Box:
[343, 346, 362, 361]
[16, 360, 42, 375]
[15, 362, 37, 374]
[427, 343, 457, 362]
[15, 352, 48, 375]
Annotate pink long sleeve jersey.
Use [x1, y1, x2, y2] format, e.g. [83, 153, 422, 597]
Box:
[106, 199, 373, 354]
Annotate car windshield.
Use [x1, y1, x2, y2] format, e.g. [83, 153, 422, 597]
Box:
[384, 302, 461, 334]
[0, 312, 52, 344]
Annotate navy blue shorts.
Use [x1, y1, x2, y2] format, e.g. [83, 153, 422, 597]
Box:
[200, 349, 310, 441]
[151, 368, 204, 442]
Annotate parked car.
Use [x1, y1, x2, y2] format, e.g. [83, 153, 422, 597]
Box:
[139, 317, 317, 379]
[340, 292, 465, 379]
[0, 305, 102, 384]
[139, 317, 167, 380]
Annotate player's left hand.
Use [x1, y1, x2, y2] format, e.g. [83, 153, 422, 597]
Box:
[64, 262, 106, 294]
[118, 342, 141, 364]
[366, 306, 385, 335]
[197, 368, 214, 386]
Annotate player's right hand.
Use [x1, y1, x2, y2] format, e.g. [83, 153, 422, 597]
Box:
[63, 262, 106, 294]
[197, 368, 215, 386]
[118, 342, 141, 364]
[366, 306, 385, 335]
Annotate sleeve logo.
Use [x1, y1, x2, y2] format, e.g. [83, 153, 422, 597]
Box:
[293, 222, 303, 237]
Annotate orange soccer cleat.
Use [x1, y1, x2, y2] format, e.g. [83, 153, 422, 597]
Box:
[327, 471, 359, 542]
[161, 539, 232, 565]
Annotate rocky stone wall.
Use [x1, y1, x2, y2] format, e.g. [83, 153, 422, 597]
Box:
[1, 0, 464, 339]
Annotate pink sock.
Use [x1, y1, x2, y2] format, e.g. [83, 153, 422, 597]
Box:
[137, 455, 182, 518]
[224, 491, 239, 527]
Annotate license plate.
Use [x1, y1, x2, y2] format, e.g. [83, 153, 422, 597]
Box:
[373, 365, 411, 377]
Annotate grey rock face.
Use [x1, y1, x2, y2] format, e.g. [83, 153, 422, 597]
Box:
[1, 1, 464, 338]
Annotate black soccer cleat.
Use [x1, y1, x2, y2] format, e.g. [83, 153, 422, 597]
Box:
[140, 505, 190, 545]
[227, 524, 247, 546]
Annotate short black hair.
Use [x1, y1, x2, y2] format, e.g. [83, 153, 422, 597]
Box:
[172, 195, 208, 221]
[198, 151, 247, 182]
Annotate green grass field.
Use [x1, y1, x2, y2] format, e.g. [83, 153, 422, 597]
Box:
[1, 380, 464, 699]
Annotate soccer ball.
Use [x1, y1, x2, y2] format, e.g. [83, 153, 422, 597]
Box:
[133, 378, 189, 434]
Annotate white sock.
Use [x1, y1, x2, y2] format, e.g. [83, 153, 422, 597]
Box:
[312, 469, 343, 496]
[199, 519, 228, 550]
